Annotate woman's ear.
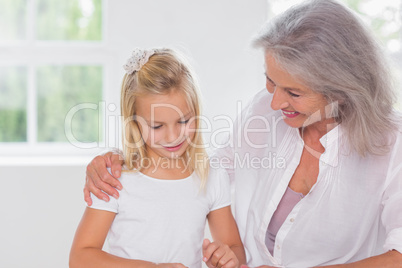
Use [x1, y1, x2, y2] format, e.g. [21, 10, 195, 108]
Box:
[324, 100, 341, 120]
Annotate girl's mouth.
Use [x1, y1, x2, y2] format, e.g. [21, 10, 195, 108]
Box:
[163, 141, 185, 152]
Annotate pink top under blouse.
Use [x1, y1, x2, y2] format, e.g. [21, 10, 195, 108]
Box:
[265, 187, 304, 255]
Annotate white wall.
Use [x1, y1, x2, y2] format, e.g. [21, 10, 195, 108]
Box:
[0, 166, 86, 268]
[0, 1, 267, 267]
[106, 0, 267, 146]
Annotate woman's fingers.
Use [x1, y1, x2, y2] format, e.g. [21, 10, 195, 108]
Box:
[83, 182, 93, 205]
[85, 171, 110, 202]
[109, 153, 124, 190]
[85, 154, 122, 201]
[98, 152, 123, 191]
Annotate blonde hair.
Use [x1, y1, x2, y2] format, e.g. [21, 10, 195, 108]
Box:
[253, 0, 399, 156]
[120, 48, 209, 185]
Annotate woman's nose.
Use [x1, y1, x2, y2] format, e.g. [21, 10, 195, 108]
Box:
[270, 88, 289, 111]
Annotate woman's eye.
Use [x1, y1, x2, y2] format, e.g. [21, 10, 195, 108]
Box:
[268, 80, 274, 86]
[288, 91, 300, 97]
[266, 76, 275, 86]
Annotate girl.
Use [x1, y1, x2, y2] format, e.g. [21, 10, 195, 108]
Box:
[69, 48, 246, 268]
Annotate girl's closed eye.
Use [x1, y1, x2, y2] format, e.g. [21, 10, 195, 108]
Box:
[150, 124, 162, 130]
[179, 118, 190, 124]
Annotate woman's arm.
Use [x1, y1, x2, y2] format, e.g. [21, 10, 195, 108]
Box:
[241, 251, 402, 268]
[204, 206, 247, 268]
[69, 208, 187, 268]
[316, 250, 402, 267]
[84, 152, 124, 205]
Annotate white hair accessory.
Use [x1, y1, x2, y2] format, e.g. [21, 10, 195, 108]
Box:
[123, 48, 156, 74]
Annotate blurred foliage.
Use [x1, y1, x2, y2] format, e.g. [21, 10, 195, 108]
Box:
[344, 0, 402, 108]
[0, 67, 27, 142]
[1, 0, 401, 144]
[37, 66, 103, 142]
[0, 0, 104, 144]
[0, 0, 27, 41]
[270, 0, 401, 52]
[36, 0, 102, 40]
[343, 0, 401, 51]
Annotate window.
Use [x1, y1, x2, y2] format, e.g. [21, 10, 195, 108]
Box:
[0, 0, 111, 159]
[268, 0, 402, 108]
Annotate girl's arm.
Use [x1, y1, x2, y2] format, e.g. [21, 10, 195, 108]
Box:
[69, 208, 187, 268]
[204, 206, 246, 268]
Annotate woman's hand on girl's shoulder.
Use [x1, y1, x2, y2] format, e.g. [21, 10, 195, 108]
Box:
[84, 151, 124, 206]
[203, 239, 240, 268]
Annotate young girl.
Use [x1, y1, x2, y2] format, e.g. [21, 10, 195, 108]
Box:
[69, 48, 246, 268]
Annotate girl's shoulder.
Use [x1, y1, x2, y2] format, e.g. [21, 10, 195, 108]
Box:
[106, 167, 142, 182]
[203, 165, 232, 209]
[205, 165, 231, 188]
[207, 164, 228, 177]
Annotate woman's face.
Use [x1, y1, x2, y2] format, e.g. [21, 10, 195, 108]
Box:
[265, 53, 333, 130]
[135, 90, 196, 161]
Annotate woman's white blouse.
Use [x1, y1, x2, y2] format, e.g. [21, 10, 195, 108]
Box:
[214, 89, 402, 267]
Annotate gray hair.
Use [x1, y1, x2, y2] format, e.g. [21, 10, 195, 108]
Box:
[253, 0, 399, 156]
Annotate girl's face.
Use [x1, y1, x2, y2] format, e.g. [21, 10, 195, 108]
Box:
[264, 53, 334, 130]
[135, 90, 196, 160]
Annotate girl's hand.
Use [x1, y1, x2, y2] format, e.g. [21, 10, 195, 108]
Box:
[84, 151, 124, 206]
[240, 265, 275, 268]
[203, 239, 240, 268]
[155, 263, 188, 268]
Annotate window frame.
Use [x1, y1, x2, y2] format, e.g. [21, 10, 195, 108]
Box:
[0, 0, 117, 163]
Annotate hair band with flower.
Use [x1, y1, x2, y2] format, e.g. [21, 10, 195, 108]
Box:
[123, 48, 156, 74]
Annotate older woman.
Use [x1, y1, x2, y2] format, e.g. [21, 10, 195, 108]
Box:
[83, 0, 402, 267]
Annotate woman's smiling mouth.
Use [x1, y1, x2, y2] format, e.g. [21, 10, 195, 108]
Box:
[281, 109, 300, 118]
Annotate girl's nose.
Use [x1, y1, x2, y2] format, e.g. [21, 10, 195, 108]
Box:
[270, 88, 289, 111]
[165, 125, 184, 145]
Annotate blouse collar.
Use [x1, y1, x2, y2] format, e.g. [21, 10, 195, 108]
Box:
[293, 124, 343, 167]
